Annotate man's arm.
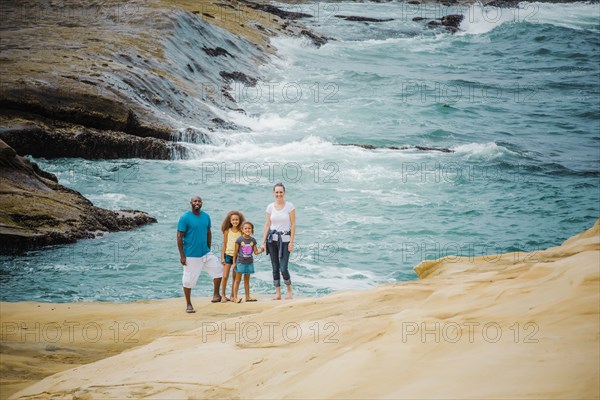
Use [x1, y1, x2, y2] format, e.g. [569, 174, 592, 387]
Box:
[207, 227, 212, 250]
[177, 231, 186, 265]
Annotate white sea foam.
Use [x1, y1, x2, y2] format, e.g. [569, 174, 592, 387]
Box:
[288, 263, 384, 291]
[520, 2, 600, 31]
[459, 2, 600, 35]
[451, 142, 513, 160]
[226, 110, 304, 133]
[87, 193, 128, 203]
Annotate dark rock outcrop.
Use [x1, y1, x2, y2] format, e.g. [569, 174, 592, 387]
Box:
[337, 143, 454, 153]
[0, 140, 157, 254]
[219, 71, 259, 87]
[441, 14, 464, 29]
[240, 1, 313, 20]
[335, 16, 394, 22]
[299, 29, 331, 47]
[203, 47, 234, 57]
[423, 13, 464, 33]
[0, 111, 182, 159]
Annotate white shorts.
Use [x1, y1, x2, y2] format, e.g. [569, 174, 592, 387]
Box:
[182, 253, 222, 288]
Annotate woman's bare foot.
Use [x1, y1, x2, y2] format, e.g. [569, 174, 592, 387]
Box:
[273, 287, 282, 300]
[285, 285, 293, 300]
[220, 296, 229, 303]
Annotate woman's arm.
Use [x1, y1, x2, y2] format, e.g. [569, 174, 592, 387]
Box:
[261, 212, 271, 250]
[289, 209, 296, 242]
[288, 209, 296, 252]
[288, 209, 296, 253]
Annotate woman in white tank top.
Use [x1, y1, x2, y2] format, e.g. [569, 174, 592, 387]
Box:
[261, 182, 296, 300]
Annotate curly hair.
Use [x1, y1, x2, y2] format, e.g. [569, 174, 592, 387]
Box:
[221, 210, 246, 233]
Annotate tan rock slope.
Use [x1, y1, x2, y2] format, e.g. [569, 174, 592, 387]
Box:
[7, 219, 599, 399]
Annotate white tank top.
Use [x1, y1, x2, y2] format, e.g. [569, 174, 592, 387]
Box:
[267, 202, 295, 240]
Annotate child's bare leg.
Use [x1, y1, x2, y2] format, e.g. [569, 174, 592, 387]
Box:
[232, 274, 242, 303]
[244, 274, 251, 300]
[221, 264, 231, 302]
[230, 270, 237, 299]
[285, 284, 293, 300]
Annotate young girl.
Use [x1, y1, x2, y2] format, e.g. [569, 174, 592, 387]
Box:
[232, 221, 263, 303]
[220, 210, 245, 302]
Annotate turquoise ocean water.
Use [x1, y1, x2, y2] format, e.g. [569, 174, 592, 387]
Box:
[1, 2, 599, 302]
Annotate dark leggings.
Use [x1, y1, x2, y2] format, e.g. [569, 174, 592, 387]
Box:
[268, 241, 291, 287]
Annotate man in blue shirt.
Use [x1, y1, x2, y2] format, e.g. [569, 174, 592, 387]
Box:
[177, 196, 223, 312]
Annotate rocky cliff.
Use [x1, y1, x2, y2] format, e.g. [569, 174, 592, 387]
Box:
[0, 0, 326, 159]
[0, 0, 328, 251]
[0, 139, 156, 253]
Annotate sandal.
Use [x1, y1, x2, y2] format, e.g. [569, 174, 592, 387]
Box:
[246, 298, 257, 302]
[186, 305, 196, 313]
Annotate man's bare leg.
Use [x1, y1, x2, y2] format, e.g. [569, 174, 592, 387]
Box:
[184, 287, 195, 313]
[212, 278, 222, 302]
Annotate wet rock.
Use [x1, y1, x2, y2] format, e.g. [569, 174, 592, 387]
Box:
[424, 14, 464, 32]
[219, 71, 258, 87]
[300, 30, 330, 47]
[414, 145, 454, 153]
[0, 140, 157, 254]
[337, 143, 454, 153]
[241, 1, 312, 20]
[210, 118, 241, 131]
[441, 14, 464, 29]
[203, 47, 233, 57]
[0, 111, 181, 160]
[335, 16, 394, 22]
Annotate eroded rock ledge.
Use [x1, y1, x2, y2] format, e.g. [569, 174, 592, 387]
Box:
[0, 140, 156, 254]
[0, 0, 329, 159]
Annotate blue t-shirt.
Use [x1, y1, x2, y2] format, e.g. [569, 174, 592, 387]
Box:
[177, 211, 211, 257]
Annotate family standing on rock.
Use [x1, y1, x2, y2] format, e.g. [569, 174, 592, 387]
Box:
[176, 183, 296, 313]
